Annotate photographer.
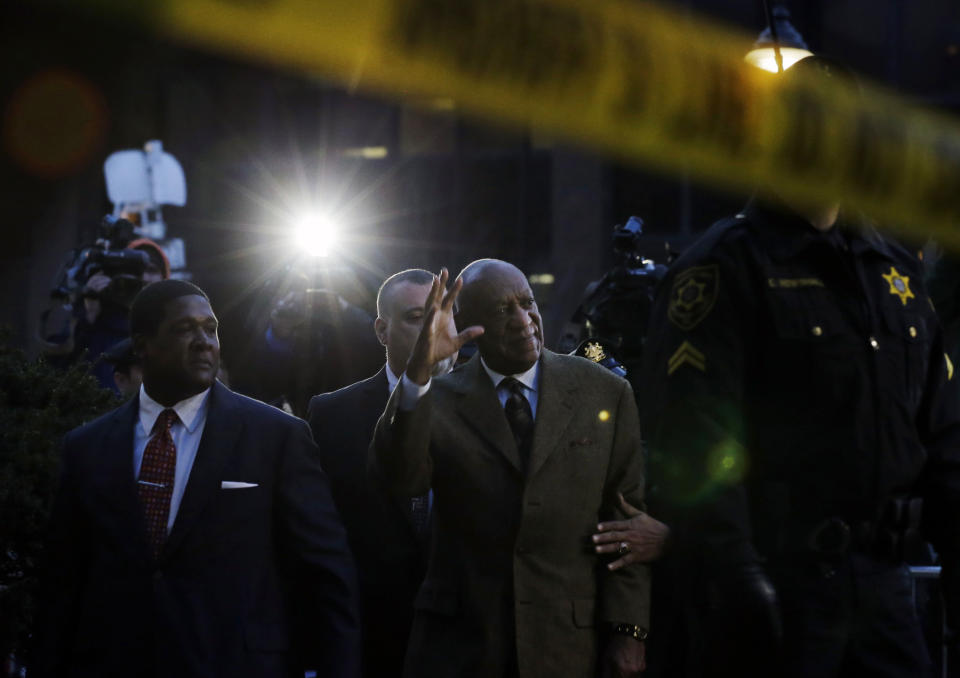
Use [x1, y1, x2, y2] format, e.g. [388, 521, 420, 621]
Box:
[563, 216, 668, 395]
[80, 237, 168, 327]
[232, 276, 383, 417]
[44, 218, 170, 392]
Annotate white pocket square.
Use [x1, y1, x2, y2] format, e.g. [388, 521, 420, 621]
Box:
[221, 481, 259, 489]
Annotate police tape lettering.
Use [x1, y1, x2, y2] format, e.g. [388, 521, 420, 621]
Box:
[60, 0, 960, 249]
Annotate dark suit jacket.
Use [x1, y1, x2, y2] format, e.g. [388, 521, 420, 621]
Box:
[372, 350, 651, 678]
[36, 380, 360, 678]
[307, 368, 427, 678]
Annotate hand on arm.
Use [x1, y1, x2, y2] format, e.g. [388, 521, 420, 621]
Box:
[405, 268, 483, 385]
[594, 493, 671, 568]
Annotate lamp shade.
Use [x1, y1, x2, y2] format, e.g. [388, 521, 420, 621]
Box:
[744, 4, 813, 73]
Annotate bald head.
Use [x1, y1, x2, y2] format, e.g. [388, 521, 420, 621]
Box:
[456, 259, 521, 321]
[375, 268, 457, 377]
[377, 268, 435, 318]
[456, 259, 543, 374]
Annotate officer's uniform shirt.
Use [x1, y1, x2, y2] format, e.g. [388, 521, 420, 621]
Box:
[641, 197, 960, 568]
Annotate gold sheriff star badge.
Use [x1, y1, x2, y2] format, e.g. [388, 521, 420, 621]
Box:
[882, 267, 915, 306]
[583, 342, 606, 363]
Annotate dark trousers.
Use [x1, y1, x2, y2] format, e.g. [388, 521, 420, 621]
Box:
[645, 558, 702, 678]
[700, 553, 932, 678]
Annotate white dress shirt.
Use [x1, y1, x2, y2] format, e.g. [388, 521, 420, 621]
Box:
[134, 385, 212, 532]
[399, 358, 541, 418]
[385, 362, 402, 394]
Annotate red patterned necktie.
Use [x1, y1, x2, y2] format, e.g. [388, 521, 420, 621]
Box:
[138, 408, 178, 559]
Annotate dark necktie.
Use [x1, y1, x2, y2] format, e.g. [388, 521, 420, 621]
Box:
[501, 377, 534, 469]
[138, 408, 178, 559]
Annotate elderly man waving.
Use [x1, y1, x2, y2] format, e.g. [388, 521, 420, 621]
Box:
[372, 260, 650, 678]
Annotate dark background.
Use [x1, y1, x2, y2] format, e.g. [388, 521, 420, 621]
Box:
[3, 0, 960, 368]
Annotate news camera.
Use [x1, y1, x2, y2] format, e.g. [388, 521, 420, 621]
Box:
[567, 216, 669, 390]
[51, 215, 152, 309]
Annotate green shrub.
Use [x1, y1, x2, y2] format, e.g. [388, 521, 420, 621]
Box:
[0, 330, 118, 662]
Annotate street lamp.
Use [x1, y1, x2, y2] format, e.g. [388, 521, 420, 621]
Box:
[744, 1, 813, 73]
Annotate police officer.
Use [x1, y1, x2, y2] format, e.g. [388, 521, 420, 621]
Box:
[641, 57, 960, 678]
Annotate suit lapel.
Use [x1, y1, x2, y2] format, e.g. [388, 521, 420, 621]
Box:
[453, 356, 524, 476]
[351, 369, 390, 442]
[528, 351, 576, 478]
[365, 369, 390, 427]
[160, 381, 242, 562]
[93, 397, 152, 562]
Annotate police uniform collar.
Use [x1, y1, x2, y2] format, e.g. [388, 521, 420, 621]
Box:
[742, 198, 895, 262]
[843, 219, 897, 260]
[741, 198, 828, 260]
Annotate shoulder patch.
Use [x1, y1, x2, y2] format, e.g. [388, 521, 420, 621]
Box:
[668, 264, 719, 330]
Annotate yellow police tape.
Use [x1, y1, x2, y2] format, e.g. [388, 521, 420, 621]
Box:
[126, 0, 960, 247]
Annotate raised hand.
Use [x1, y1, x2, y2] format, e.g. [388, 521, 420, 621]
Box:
[406, 268, 484, 385]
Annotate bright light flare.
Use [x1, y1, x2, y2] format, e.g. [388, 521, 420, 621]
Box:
[293, 213, 339, 257]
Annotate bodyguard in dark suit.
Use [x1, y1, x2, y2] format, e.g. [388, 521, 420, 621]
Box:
[307, 269, 452, 677]
[373, 261, 650, 678]
[36, 280, 360, 678]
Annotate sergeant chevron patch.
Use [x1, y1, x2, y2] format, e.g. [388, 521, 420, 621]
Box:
[667, 341, 706, 376]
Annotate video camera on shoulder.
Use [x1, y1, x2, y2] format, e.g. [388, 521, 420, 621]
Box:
[565, 216, 669, 390]
[52, 215, 153, 309]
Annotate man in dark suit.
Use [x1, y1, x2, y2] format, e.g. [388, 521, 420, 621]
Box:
[372, 261, 650, 678]
[36, 279, 360, 678]
[307, 268, 455, 677]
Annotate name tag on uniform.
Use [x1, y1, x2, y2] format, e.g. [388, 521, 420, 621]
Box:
[767, 278, 825, 289]
[220, 481, 258, 489]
